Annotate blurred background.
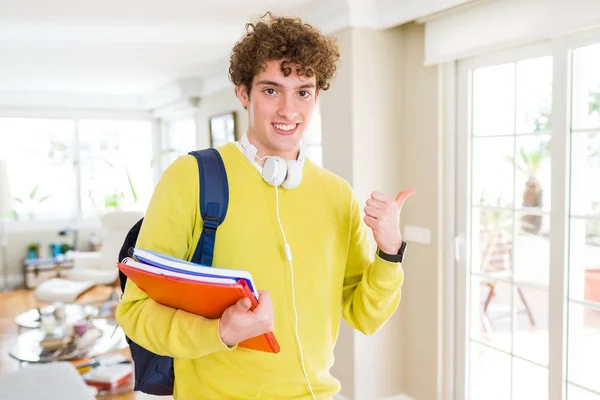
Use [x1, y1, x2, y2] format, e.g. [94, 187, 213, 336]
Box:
[0, 0, 600, 399]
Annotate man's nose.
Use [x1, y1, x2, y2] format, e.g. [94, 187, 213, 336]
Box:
[278, 93, 298, 120]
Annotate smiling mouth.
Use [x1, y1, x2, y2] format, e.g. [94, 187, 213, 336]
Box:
[272, 123, 299, 135]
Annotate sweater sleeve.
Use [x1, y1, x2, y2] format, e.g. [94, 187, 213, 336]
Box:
[341, 193, 404, 336]
[115, 155, 234, 359]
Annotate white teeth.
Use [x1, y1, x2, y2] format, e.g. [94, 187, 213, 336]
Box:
[274, 124, 296, 131]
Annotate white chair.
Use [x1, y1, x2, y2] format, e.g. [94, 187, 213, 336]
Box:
[34, 210, 144, 303]
[0, 362, 96, 400]
[68, 211, 144, 284]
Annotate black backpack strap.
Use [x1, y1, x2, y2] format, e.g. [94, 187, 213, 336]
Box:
[118, 217, 144, 294]
[187, 148, 229, 266]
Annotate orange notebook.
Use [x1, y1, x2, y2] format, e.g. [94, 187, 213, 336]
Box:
[117, 261, 280, 354]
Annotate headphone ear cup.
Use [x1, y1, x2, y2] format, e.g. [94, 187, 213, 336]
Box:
[281, 159, 302, 190]
[262, 156, 287, 186]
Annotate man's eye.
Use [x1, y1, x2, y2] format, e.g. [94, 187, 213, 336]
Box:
[265, 88, 276, 95]
[299, 91, 310, 98]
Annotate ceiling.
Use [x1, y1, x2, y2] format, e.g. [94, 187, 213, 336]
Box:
[0, 0, 317, 95]
[0, 0, 470, 106]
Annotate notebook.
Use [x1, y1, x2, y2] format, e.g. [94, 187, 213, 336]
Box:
[117, 256, 280, 354]
[83, 364, 133, 390]
[130, 248, 258, 298]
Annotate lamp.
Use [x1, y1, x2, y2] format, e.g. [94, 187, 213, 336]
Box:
[0, 159, 14, 291]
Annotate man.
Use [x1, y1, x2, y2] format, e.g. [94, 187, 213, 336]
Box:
[116, 13, 415, 399]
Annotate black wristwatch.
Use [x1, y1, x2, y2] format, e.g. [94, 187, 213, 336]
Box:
[377, 241, 408, 263]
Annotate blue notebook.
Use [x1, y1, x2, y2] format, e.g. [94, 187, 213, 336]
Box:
[129, 248, 258, 299]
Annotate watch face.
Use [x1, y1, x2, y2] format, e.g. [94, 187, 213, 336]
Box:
[400, 241, 408, 253]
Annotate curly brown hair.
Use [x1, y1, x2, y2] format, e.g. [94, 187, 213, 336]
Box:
[228, 12, 340, 96]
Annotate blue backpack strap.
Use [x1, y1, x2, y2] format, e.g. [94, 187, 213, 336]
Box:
[187, 148, 229, 266]
[123, 148, 228, 396]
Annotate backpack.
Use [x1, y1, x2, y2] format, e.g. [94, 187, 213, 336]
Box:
[117, 147, 229, 396]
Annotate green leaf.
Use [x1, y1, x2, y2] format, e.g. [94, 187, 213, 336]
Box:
[519, 147, 530, 166]
[29, 185, 39, 200]
[125, 166, 138, 203]
[589, 87, 600, 117]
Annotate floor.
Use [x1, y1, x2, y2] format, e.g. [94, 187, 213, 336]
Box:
[470, 283, 600, 399]
[0, 287, 350, 400]
[0, 286, 163, 400]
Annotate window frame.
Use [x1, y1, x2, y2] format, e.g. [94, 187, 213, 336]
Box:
[455, 25, 600, 400]
[0, 111, 156, 230]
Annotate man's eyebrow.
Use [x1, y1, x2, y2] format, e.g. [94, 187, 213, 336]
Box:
[255, 80, 282, 87]
[254, 80, 316, 90]
[297, 83, 317, 89]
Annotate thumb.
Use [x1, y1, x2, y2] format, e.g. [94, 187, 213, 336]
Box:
[235, 296, 252, 313]
[395, 188, 416, 208]
[258, 290, 270, 302]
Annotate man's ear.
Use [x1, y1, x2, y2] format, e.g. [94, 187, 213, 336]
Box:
[236, 85, 250, 109]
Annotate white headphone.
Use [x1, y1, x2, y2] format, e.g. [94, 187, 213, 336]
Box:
[238, 133, 315, 398]
[239, 133, 305, 190]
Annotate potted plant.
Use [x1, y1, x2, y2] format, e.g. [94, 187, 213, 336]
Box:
[14, 184, 51, 220]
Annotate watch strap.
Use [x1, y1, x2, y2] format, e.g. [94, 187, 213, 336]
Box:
[377, 241, 407, 263]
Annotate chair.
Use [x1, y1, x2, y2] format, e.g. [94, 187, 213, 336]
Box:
[34, 211, 144, 304]
[479, 240, 536, 334]
[69, 211, 144, 284]
[0, 362, 96, 400]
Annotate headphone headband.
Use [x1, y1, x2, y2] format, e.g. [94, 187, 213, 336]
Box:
[239, 133, 305, 163]
[238, 132, 304, 189]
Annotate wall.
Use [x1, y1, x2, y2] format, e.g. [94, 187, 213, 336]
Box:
[2, 222, 101, 288]
[350, 26, 406, 400]
[321, 28, 354, 184]
[399, 22, 442, 400]
[320, 27, 357, 398]
[423, 0, 600, 65]
[195, 87, 247, 149]
[321, 25, 407, 400]
[321, 22, 443, 400]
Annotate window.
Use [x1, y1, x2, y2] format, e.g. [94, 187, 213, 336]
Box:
[0, 117, 154, 220]
[463, 55, 553, 400]
[156, 118, 197, 177]
[567, 42, 600, 399]
[457, 36, 600, 399]
[0, 118, 77, 220]
[78, 120, 154, 217]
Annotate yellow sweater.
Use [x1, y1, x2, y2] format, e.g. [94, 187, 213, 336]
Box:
[116, 142, 404, 399]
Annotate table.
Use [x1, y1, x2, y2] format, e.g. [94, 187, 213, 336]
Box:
[8, 318, 127, 365]
[14, 303, 99, 332]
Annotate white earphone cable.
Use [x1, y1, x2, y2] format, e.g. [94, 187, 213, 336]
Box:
[274, 186, 316, 400]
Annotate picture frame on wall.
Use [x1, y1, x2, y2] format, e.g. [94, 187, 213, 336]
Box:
[208, 111, 237, 148]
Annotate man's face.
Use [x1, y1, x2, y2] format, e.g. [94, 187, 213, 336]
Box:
[236, 59, 319, 160]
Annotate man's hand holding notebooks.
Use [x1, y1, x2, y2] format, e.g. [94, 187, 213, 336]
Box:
[117, 248, 280, 354]
[219, 290, 274, 347]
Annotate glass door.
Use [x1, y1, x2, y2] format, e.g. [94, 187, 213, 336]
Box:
[565, 41, 600, 399]
[456, 36, 600, 400]
[459, 53, 554, 400]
